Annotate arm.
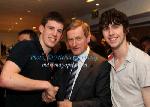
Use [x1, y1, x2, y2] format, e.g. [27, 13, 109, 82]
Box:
[0, 60, 57, 92]
[142, 87, 150, 107]
[139, 56, 150, 107]
[0, 42, 57, 92]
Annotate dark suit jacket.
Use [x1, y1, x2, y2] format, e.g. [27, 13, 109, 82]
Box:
[53, 50, 112, 107]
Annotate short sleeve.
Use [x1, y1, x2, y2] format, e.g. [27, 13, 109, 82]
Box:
[137, 54, 150, 88]
[7, 41, 33, 70]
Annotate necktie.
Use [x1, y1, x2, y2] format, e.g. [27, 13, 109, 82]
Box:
[65, 60, 78, 99]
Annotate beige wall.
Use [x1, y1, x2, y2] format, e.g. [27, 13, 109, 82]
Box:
[80, 0, 150, 25]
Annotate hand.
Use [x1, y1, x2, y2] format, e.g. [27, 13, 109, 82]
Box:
[42, 84, 59, 103]
[42, 91, 56, 103]
[57, 100, 72, 107]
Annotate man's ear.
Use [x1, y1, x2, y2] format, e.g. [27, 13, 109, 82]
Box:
[124, 27, 129, 34]
[127, 28, 129, 33]
[39, 25, 44, 33]
[87, 34, 91, 43]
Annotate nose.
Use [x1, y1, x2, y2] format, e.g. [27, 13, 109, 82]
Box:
[52, 29, 57, 37]
[109, 28, 114, 36]
[72, 39, 76, 46]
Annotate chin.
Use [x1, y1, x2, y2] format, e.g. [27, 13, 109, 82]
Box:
[109, 43, 118, 48]
[49, 43, 56, 47]
[47, 45, 54, 48]
[72, 52, 80, 56]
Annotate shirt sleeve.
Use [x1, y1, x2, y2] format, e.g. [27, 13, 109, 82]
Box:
[137, 54, 150, 88]
[7, 41, 32, 70]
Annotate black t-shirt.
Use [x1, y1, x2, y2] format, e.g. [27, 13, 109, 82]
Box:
[6, 40, 53, 107]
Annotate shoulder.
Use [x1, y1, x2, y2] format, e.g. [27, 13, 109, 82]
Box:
[16, 41, 35, 48]
[88, 50, 106, 64]
[7, 41, 36, 69]
[131, 45, 150, 64]
[128, 45, 150, 74]
[8, 41, 36, 60]
[12, 41, 34, 50]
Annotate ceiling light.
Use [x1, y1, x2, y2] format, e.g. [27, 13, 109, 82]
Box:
[96, 3, 99, 6]
[27, 10, 31, 13]
[71, 17, 76, 20]
[19, 18, 23, 20]
[86, 0, 95, 3]
[8, 28, 12, 31]
[32, 26, 36, 29]
[15, 22, 18, 25]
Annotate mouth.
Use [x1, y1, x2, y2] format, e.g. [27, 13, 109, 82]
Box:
[72, 47, 79, 51]
[109, 37, 118, 43]
[48, 37, 56, 42]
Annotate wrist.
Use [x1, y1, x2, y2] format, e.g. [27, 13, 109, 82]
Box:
[41, 81, 52, 90]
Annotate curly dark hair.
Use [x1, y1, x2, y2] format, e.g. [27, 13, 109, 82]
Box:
[99, 8, 129, 37]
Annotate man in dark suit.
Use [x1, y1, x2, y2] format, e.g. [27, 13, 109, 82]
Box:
[42, 19, 111, 107]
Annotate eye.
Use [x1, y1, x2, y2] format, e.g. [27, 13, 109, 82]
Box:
[57, 29, 63, 34]
[67, 38, 74, 42]
[103, 26, 109, 31]
[47, 26, 54, 30]
[76, 36, 82, 41]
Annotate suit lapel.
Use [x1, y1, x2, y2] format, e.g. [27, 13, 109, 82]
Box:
[70, 51, 95, 100]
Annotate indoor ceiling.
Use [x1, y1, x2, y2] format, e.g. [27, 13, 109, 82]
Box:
[0, 0, 124, 33]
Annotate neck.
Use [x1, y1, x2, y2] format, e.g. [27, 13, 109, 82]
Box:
[113, 41, 129, 61]
[43, 48, 52, 56]
[112, 41, 129, 70]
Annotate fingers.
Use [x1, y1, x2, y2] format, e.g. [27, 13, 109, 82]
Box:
[42, 91, 55, 103]
[54, 86, 59, 91]
[46, 86, 59, 98]
[42, 85, 59, 103]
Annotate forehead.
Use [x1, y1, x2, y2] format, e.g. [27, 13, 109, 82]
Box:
[19, 34, 30, 38]
[67, 26, 84, 37]
[103, 22, 121, 26]
[46, 20, 64, 28]
[102, 24, 124, 30]
[18, 34, 31, 41]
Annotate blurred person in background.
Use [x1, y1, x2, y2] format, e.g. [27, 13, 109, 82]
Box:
[18, 29, 38, 42]
[140, 35, 150, 55]
[89, 34, 107, 58]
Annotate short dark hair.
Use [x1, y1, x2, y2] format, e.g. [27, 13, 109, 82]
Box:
[18, 29, 38, 40]
[99, 8, 129, 32]
[41, 11, 65, 26]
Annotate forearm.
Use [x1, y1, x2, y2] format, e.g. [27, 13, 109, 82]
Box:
[142, 87, 150, 107]
[1, 73, 50, 91]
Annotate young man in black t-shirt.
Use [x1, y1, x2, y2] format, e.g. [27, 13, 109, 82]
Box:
[0, 12, 64, 107]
